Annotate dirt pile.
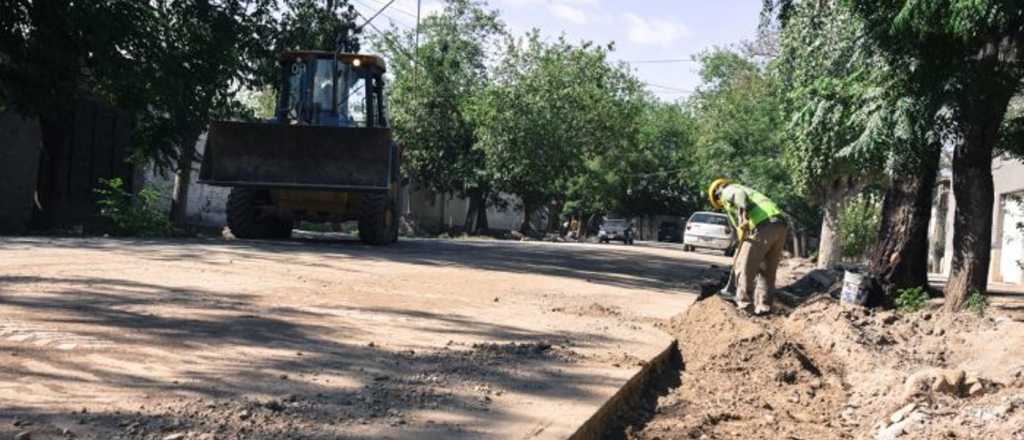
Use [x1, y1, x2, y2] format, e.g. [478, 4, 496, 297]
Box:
[631, 296, 1024, 440]
[635, 297, 847, 439]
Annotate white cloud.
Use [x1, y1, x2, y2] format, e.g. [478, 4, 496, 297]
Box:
[624, 13, 690, 46]
[549, 4, 588, 24]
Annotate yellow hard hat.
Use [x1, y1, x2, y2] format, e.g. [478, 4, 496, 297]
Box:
[708, 178, 732, 209]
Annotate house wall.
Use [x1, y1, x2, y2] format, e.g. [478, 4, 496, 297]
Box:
[989, 156, 1024, 283]
[930, 155, 1024, 285]
[405, 187, 522, 233]
[144, 134, 230, 228]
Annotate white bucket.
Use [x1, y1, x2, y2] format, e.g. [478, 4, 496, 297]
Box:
[841, 271, 868, 305]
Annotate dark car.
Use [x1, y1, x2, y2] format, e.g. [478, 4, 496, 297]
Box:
[657, 221, 682, 242]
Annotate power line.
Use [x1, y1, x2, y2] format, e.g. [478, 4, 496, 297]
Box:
[361, 0, 419, 19]
[643, 82, 694, 93]
[624, 58, 698, 64]
[359, 0, 400, 30]
[352, 0, 414, 31]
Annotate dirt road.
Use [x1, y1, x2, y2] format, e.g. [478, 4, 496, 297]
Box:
[0, 236, 724, 439]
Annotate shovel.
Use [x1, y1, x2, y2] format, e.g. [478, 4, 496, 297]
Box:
[719, 245, 741, 298]
[719, 227, 746, 299]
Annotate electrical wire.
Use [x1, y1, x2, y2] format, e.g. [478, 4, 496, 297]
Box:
[623, 58, 697, 64]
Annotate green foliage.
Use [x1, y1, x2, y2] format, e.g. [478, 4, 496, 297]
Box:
[0, 0, 362, 170]
[838, 193, 882, 259]
[472, 32, 646, 217]
[94, 178, 174, 237]
[895, 286, 929, 312]
[687, 48, 816, 229]
[376, 0, 504, 198]
[0, 1, 154, 117]
[774, 1, 894, 205]
[274, 0, 360, 53]
[967, 290, 988, 316]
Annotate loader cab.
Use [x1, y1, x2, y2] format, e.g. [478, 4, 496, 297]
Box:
[276, 51, 388, 128]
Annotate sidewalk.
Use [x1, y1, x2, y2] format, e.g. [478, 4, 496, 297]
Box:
[929, 274, 1024, 319]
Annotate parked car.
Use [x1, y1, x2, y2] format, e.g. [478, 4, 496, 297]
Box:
[683, 211, 736, 255]
[657, 221, 682, 243]
[598, 218, 634, 244]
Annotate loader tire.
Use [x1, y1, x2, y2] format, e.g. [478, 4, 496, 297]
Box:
[227, 188, 293, 239]
[359, 192, 398, 245]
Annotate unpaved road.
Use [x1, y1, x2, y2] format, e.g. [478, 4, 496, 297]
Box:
[0, 235, 726, 439]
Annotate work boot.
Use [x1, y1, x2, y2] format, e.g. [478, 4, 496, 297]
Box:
[753, 305, 771, 316]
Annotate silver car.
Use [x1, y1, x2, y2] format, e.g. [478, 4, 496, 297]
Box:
[683, 211, 737, 256]
[598, 218, 634, 244]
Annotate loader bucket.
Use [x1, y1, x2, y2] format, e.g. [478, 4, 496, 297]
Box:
[198, 121, 394, 191]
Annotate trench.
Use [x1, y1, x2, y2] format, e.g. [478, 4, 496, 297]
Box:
[568, 340, 684, 440]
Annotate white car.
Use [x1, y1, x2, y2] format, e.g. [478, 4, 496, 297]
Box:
[683, 211, 737, 256]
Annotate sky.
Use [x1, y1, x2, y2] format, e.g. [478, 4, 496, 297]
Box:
[349, 0, 765, 101]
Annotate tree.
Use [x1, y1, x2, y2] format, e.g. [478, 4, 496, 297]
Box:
[134, 0, 279, 227]
[376, 0, 505, 234]
[774, 2, 889, 269]
[850, 0, 1024, 310]
[472, 32, 644, 234]
[0, 1, 155, 226]
[687, 49, 814, 230]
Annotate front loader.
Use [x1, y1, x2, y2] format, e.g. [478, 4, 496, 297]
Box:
[199, 51, 400, 245]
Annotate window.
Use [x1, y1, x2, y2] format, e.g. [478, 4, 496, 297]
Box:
[690, 213, 729, 226]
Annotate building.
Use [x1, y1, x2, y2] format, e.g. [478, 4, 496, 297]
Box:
[929, 155, 1024, 285]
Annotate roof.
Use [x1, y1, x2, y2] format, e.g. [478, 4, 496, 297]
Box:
[278, 51, 386, 73]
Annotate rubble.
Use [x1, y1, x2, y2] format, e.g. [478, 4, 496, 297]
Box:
[628, 294, 1024, 439]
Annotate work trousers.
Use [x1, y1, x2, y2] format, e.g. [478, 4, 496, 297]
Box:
[735, 219, 788, 313]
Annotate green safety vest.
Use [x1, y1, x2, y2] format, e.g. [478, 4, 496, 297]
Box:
[722, 184, 782, 229]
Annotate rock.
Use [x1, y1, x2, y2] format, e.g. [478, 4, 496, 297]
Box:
[14, 431, 32, 440]
[876, 422, 904, 440]
[944, 369, 966, 389]
[238, 410, 252, 420]
[967, 382, 985, 397]
[928, 369, 966, 395]
[162, 434, 186, 440]
[890, 403, 917, 424]
[879, 312, 899, 325]
[61, 428, 75, 438]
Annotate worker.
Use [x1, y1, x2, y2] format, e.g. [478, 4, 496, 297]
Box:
[708, 178, 788, 315]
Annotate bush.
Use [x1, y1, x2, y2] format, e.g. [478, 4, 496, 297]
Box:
[838, 194, 882, 260]
[967, 290, 988, 316]
[94, 177, 174, 237]
[894, 286, 928, 312]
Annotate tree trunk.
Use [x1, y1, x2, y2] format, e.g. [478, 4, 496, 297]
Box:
[34, 113, 71, 229]
[817, 177, 860, 269]
[519, 199, 534, 235]
[868, 144, 940, 306]
[817, 199, 843, 269]
[476, 196, 488, 232]
[547, 200, 564, 233]
[169, 135, 199, 227]
[945, 139, 994, 311]
[465, 194, 479, 234]
[464, 189, 489, 235]
[944, 69, 1017, 311]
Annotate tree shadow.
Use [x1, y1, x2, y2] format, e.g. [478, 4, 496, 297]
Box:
[0, 270, 629, 438]
[0, 236, 712, 293]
